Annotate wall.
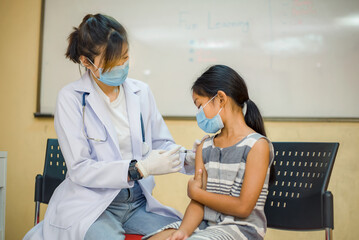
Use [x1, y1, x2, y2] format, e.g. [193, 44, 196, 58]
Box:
[0, 0, 358, 239]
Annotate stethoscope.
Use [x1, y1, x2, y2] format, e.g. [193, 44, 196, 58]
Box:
[82, 92, 150, 156]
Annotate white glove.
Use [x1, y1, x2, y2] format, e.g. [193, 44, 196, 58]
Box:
[137, 146, 182, 178]
[185, 135, 210, 167]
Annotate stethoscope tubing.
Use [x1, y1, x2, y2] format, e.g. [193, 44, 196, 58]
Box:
[82, 92, 149, 155]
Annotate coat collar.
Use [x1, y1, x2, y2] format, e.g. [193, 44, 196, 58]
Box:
[74, 71, 143, 160]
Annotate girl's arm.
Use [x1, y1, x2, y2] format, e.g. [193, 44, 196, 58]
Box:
[169, 141, 207, 239]
[188, 138, 270, 218]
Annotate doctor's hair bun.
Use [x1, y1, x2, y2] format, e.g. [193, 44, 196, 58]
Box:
[65, 13, 128, 72]
[65, 27, 80, 63]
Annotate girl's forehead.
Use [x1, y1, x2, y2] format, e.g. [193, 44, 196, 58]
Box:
[192, 92, 209, 99]
[192, 92, 201, 99]
[192, 92, 210, 104]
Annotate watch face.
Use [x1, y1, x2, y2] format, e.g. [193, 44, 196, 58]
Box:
[129, 160, 141, 180]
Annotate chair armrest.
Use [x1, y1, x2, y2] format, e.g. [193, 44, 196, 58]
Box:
[323, 191, 334, 229]
[35, 174, 43, 202]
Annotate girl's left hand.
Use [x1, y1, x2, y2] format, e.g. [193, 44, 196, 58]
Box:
[166, 229, 188, 240]
[187, 169, 203, 199]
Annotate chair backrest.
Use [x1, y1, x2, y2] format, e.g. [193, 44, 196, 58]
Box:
[264, 142, 339, 230]
[41, 138, 67, 204]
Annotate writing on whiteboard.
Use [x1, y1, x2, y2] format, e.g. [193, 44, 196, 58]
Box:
[179, 11, 250, 32]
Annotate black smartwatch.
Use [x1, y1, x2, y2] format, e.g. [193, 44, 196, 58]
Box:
[128, 160, 142, 181]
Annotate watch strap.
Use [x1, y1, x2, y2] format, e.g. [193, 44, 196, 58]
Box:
[128, 160, 142, 181]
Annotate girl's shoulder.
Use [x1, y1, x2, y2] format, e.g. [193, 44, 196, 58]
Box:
[244, 133, 269, 147]
[201, 132, 273, 154]
[202, 135, 215, 149]
[202, 133, 268, 149]
[244, 133, 274, 164]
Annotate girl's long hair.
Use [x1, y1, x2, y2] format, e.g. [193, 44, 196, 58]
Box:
[192, 65, 275, 182]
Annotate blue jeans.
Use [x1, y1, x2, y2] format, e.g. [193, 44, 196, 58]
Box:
[85, 181, 178, 240]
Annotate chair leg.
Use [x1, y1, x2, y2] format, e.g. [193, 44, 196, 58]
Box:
[325, 228, 333, 240]
[34, 201, 40, 226]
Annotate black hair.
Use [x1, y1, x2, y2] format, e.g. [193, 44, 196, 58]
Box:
[65, 13, 128, 72]
[192, 65, 275, 182]
[192, 65, 266, 135]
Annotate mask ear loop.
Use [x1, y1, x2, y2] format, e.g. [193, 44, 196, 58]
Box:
[79, 58, 92, 76]
[242, 102, 247, 116]
[85, 57, 101, 80]
[212, 93, 224, 115]
[202, 94, 218, 110]
[78, 60, 86, 78]
[216, 93, 226, 115]
[202, 94, 223, 117]
[218, 107, 223, 115]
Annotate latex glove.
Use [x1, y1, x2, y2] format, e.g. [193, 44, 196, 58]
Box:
[137, 145, 182, 178]
[184, 135, 210, 167]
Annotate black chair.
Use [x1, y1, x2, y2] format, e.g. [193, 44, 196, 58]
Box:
[265, 142, 339, 240]
[34, 139, 67, 225]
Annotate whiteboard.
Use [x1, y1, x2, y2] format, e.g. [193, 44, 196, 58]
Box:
[38, 0, 359, 118]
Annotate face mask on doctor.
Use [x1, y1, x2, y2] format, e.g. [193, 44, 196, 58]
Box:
[87, 57, 129, 86]
[196, 94, 224, 134]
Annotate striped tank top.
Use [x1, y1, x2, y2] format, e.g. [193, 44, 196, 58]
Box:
[202, 133, 274, 239]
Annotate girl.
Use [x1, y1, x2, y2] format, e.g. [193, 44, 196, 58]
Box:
[24, 14, 196, 240]
[146, 65, 274, 240]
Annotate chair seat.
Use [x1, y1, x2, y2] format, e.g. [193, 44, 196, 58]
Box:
[125, 234, 143, 240]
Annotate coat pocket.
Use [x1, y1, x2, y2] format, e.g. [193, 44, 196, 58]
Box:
[48, 180, 89, 229]
[48, 181, 73, 229]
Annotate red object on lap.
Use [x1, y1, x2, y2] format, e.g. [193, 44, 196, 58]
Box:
[125, 234, 143, 240]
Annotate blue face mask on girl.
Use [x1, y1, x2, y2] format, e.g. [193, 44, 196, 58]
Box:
[196, 94, 224, 133]
[87, 58, 129, 86]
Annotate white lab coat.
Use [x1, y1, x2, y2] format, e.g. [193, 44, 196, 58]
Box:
[24, 72, 191, 240]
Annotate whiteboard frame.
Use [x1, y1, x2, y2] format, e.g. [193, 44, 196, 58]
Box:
[34, 0, 359, 121]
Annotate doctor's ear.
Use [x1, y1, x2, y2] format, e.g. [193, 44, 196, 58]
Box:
[217, 91, 227, 107]
[79, 56, 91, 68]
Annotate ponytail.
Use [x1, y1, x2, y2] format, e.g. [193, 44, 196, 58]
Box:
[244, 99, 275, 183]
[65, 27, 80, 63]
[244, 99, 266, 136]
[243, 99, 275, 183]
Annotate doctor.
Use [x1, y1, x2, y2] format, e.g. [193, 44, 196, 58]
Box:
[24, 13, 196, 240]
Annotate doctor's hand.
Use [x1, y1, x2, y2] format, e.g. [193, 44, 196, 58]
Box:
[136, 146, 182, 178]
[184, 135, 210, 167]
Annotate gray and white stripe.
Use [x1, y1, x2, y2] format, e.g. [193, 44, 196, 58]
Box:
[200, 133, 274, 239]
